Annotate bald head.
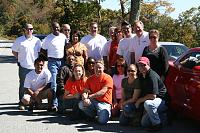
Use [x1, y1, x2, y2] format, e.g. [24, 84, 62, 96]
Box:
[62, 24, 71, 38]
[52, 22, 60, 36]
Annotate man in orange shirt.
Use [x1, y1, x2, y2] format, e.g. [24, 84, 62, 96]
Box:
[79, 60, 113, 124]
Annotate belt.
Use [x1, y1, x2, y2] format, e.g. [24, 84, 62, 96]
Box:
[48, 57, 63, 61]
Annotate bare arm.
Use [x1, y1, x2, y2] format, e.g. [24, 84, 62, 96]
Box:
[89, 86, 108, 99]
[83, 50, 88, 65]
[124, 89, 141, 104]
[135, 94, 156, 107]
[103, 56, 109, 72]
[12, 51, 18, 59]
[63, 90, 79, 100]
[112, 85, 117, 103]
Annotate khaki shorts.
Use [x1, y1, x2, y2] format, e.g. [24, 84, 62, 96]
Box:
[22, 89, 50, 104]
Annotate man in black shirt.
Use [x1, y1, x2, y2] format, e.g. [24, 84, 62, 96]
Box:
[136, 57, 168, 132]
[57, 55, 75, 113]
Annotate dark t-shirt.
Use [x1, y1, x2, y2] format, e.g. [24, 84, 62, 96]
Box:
[139, 69, 166, 99]
[142, 46, 169, 78]
[121, 77, 141, 101]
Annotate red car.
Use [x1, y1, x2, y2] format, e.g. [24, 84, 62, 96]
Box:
[165, 47, 200, 121]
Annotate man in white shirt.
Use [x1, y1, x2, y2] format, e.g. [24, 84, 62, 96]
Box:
[21, 57, 52, 112]
[41, 22, 67, 112]
[130, 20, 149, 63]
[102, 26, 116, 70]
[12, 23, 42, 110]
[80, 22, 107, 60]
[61, 24, 71, 43]
[116, 21, 134, 65]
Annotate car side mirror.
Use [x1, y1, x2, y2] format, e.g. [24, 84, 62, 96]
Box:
[192, 66, 200, 74]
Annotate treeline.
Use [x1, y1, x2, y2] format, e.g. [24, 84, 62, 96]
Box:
[0, 0, 200, 47]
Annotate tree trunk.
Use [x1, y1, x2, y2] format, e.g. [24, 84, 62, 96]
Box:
[129, 0, 141, 24]
[120, 0, 125, 19]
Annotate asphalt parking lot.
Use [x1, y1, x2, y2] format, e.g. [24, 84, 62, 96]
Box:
[0, 47, 200, 133]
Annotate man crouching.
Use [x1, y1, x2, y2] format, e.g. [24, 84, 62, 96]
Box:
[21, 57, 52, 112]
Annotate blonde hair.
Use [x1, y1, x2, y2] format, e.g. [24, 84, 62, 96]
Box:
[149, 29, 160, 38]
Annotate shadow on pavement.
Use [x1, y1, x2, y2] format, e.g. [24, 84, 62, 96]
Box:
[26, 115, 139, 133]
[0, 55, 17, 63]
[1, 102, 200, 133]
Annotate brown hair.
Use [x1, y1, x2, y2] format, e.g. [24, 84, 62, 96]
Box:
[70, 63, 85, 82]
[133, 20, 144, 28]
[114, 57, 127, 76]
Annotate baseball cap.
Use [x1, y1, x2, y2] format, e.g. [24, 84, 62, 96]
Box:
[138, 57, 150, 65]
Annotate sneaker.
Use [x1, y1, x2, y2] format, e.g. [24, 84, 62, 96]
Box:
[146, 123, 162, 132]
[18, 105, 25, 110]
[52, 106, 58, 112]
[27, 105, 34, 113]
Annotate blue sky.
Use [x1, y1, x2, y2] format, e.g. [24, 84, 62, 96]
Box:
[101, 0, 200, 19]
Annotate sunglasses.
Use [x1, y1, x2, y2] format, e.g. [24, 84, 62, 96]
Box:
[117, 65, 124, 67]
[127, 69, 136, 73]
[149, 36, 157, 39]
[26, 28, 33, 31]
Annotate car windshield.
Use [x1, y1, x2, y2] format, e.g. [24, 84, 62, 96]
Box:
[33, 34, 47, 41]
[162, 44, 188, 58]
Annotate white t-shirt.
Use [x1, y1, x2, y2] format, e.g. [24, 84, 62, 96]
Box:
[24, 69, 52, 91]
[113, 74, 125, 99]
[116, 34, 135, 65]
[80, 34, 107, 60]
[129, 31, 149, 62]
[42, 33, 66, 58]
[12, 35, 42, 69]
[102, 39, 112, 57]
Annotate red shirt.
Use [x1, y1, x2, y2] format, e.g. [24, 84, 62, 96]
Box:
[109, 40, 119, 68]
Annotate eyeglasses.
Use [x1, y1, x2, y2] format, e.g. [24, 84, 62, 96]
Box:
[127, 69, 136, 72]
[26, 28, 33, 31]
[64, 29, 71, 32]
[117, 65, 124, 67]
[149, 36, 157, 39]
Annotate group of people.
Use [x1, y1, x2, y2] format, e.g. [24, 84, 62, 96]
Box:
[11, 20, 170, 132]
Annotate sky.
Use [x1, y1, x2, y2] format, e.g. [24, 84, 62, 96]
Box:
[101, 0, 200, 19]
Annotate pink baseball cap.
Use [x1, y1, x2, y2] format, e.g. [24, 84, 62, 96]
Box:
[138, 57, 150, 65]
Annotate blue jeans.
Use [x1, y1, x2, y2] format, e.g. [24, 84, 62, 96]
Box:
[79, 100, 111, 124]
[141, 98, 168, 127]
[119, 103, 137, 126]
[18, 65, 32, 102]
[48, 58, 64, 107]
